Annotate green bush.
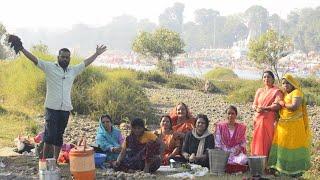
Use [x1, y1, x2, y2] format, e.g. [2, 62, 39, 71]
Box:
[0, 105, 6, 114]
[211, 79, 260, 103]
[0, 55, 156, 123]
[304, 90, 320, 106]
[156, 60, 175, 75]
[88, 78, 156, 124]
[227, 80, 260, 103]
[105, 68, 138, 81]
[204, 67, 238, 80]
[72, 67, 107, 114]
[297, 77, 320, 105]
[211, 80, 242, 94]
[72, 68, 156, 124]
[137, 70, 167, 84]
[166, 74, 201, 89]
[0, 56, 47, 113]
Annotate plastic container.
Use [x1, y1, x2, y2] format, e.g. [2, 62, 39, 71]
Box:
[94, 153, 107, 167]
[69, 137, 96, 180]
[248, 156, 267, 176]
[208, 149, 230, 175]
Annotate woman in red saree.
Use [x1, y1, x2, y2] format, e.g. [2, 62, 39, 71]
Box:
[251, 71, 283, 157]
[154, 115, 182, 165]
[169, 102, 195, 136]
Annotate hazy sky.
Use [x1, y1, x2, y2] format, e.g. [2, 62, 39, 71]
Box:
[1, 0, 319, 32]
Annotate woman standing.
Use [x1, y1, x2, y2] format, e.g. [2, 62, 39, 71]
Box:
[154, 115, 182, 165]
[268, 74, 311, 176]
[251, 71, 283, 157]
[182, 114, 214, 168]
[215, 105, 247, 173]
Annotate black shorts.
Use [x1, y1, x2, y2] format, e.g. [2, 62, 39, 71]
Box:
[43, 108, 70, 146]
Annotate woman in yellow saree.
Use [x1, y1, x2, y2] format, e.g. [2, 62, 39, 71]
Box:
[268, 74, 311, 176]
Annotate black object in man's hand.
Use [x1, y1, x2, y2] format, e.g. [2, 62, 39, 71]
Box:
[8, 35, 23, 54]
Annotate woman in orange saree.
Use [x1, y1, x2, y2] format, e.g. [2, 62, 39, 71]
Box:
[251, 71, 283, 157]
[169, 102, 195, 135]
[154, 115, 182, 165]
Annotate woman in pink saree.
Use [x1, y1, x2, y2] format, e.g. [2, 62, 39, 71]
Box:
[251, 71, 283, 157]
[215, 105, 248, 173]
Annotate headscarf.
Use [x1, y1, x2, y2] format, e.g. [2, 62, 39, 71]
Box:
[98, 114, 113, 133]
[282, 74, 301, 90]
[282, 74, 311, 143]
[96, 115, 123, 152]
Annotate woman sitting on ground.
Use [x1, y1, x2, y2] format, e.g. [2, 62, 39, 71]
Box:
[169, 102, 195, 137]
[182, 114, 215, 168]
[95, 114, 124, 162]
[215, 105, 248, 173]
[154, 115, 182, 165]
[114, 118, 161, 173]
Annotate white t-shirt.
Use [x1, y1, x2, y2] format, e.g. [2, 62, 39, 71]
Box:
[37, 60, 85, 111]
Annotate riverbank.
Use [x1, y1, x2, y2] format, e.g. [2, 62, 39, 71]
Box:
[0, 87, 319, 179]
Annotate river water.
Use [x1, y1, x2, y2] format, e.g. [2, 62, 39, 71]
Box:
[93, 62, 316, 80]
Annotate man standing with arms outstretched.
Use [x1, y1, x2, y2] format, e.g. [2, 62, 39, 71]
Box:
[11, 35, 107, 160]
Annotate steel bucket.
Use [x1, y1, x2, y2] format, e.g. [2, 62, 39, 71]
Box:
[208, 149, 230, 175]
[248, 156, 266, 176]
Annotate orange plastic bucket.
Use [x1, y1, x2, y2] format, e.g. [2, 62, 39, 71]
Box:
[69, 138, 96, 180]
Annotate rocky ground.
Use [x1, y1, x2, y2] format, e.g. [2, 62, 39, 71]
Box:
[0, 87, 319, 179]
[54, 87, 320, 149]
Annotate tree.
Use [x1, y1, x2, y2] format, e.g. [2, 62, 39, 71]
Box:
[248, 29, 292, 81]
[31, 42, 49, 54]
[297, 8, 320, 52]
[245, 6, 269, 40]
[132, 28, 185, 75]
[104, 15, 138, 51]
[159, 2, 185, 33]
[194, 9, 220, 48]
[0, 23, 9, 59]
[268, 14, 286, 35]
[286, 7, 320, 53]
[221, 15, 248, 47]
[182, 22, 203, 51]
[137, 19, 157, 32]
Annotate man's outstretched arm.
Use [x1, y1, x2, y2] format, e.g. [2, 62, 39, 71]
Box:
[84, 45, 107, 67]
[21, 48, 38, 65]
[8, 35, 38, 65]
